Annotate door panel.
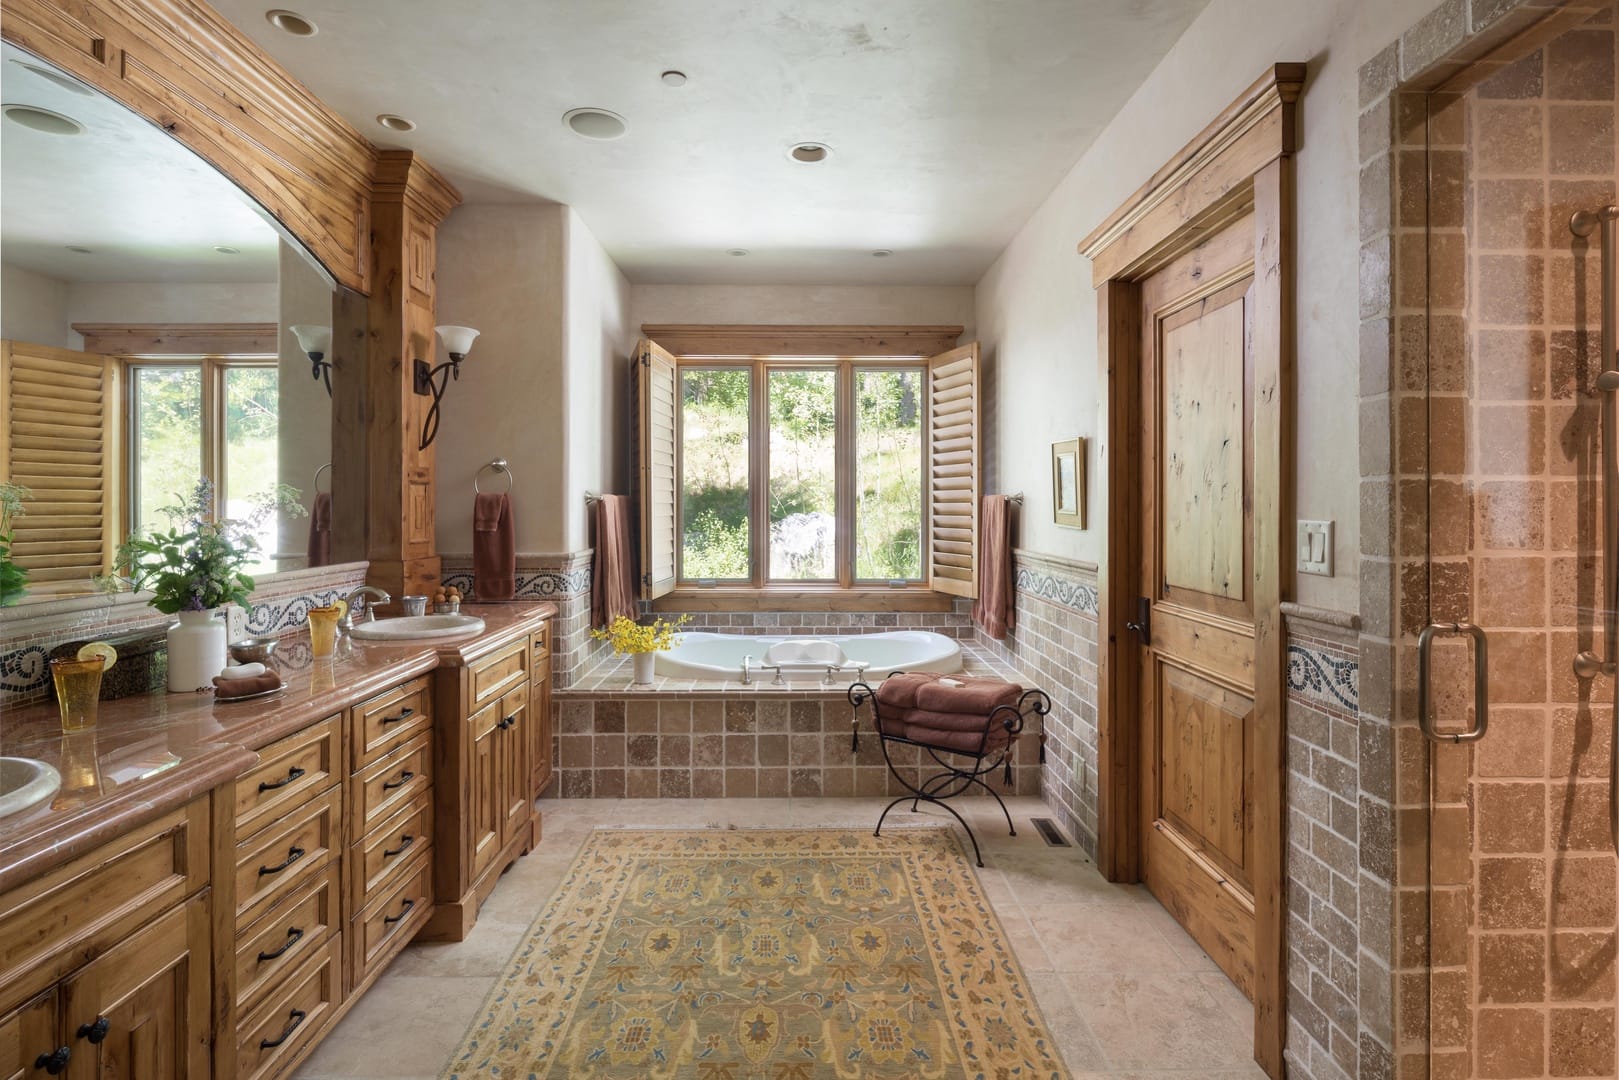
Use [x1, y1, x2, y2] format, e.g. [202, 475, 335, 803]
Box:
[469, 700, 502, 880]
[0, 991, 61, 1080]
[1139, 214, 1259, 998]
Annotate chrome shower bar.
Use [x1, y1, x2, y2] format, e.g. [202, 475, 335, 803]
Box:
[1569, 204, 1619, 856]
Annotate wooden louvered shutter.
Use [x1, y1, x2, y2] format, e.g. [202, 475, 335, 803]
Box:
[927, 342, 980, 598]
[637, 338, 677, 599]
[0, 340, 122, 590]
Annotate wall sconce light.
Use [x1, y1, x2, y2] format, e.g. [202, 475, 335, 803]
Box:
[415, 324, 479, 451]
[289, 324, 334, 396]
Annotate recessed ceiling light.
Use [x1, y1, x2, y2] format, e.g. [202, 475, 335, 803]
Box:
[377, 113, 416, 133]
[3, 105, 83, 135]
[660, 70, 688, 87]
[214, 245, 242, 255]
[265, 9, 317, 36]
[789, 142, 831, 164]
[66, 245, 93, 254]
[10, 60, 94, 96]
[871, 249, 894, 257]
[726, 249, 749, 257]
[563, 107, 627, 140]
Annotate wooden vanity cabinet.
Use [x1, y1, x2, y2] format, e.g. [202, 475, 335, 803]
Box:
[0, 800, 212, 1080]
[529, 624, 553, 802]
[426, 633, 542, 942]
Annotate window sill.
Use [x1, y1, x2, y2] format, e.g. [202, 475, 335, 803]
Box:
[650, 586, 957, 613]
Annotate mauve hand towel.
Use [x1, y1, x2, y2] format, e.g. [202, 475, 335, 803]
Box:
[874, 671, 944, 712]
[591, 494, 638, 627]
[914, 675, 1022, 715]
[307, 491, 332, 568]
[473, 491, 516, 600]
[971, 494, 1016, 639]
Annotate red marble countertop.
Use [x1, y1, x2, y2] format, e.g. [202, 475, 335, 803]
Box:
[0, 602, 555, 893]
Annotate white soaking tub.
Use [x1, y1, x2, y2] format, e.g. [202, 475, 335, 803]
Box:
[655, 630, 963, 683]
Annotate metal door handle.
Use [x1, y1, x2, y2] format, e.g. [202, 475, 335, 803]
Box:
[1416, 622, 1488, 744]
[1124, 597, 1151, 645]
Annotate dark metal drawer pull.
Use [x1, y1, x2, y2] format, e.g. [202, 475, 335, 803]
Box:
[382, 770, 415, 791]
[35, 1047, 70, 1075]
[258, 766, 306, 793]
[75, 1017, 109, 1044]
[384, 898, 416, 925]
[258, 846, 305, 876]
[380, 706, 415, 725]
[257, 926, 305, 962]
[258, 1009, 307, 1050]
[383, 834, 415, 859]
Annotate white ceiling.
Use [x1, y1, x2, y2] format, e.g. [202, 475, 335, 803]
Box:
[207, 0, 1210, 285]
[0, 44, 287, 284]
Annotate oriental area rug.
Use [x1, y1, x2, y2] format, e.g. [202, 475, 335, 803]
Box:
[442, 826, 1068, 1079]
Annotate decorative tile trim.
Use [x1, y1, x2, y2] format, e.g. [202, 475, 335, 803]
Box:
[441, 552, 593, 601]
[1011, 549, 1099, 615]
[243, 587, 357, 636]
[1286, 643, 1359, 713]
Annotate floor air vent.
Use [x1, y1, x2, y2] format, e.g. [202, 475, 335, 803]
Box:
[1030, 817, 1070, 847]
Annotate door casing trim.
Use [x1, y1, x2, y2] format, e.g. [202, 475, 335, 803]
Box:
[1079, 63, 1304, 1080]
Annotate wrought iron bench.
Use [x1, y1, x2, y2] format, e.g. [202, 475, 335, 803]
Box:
[848, 675, 1051, 866]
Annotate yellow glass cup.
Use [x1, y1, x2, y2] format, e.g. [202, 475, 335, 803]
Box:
[306, 599, 348, 659]
[51, 731, 105, 809]
[50, 656, 105, 733]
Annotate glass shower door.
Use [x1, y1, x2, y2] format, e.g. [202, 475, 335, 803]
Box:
[1418, 11, 1619, 1077]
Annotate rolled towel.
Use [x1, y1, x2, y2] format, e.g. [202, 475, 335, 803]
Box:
[915, 676, 1022, 715]
[212, 671, 283, 700]
[874, 672, 943, 711]
[219, 662, 267, 680]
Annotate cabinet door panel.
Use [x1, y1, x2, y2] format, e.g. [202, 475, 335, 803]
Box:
[469, 699, 503, 880]
[62, 894, 209, 1079]
[0, 992, 61, 1080]
[498, 684, 529, 845]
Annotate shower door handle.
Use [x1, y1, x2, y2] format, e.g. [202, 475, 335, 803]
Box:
[1416, 622, 1488, 745]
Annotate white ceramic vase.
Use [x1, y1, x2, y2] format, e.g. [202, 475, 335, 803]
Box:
[168, 608, 227, 692]
[631, 652, 656, 685]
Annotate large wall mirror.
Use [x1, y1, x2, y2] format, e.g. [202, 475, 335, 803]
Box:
[0, 43, 365, 607]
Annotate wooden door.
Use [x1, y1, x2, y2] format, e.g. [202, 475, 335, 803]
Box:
[497, 689, 529, 846]
[0, 991, 62, 1080]
[60, 894, 209, 1079]
[1137, 215, 1259, 997]
[468, 699, 503, 880]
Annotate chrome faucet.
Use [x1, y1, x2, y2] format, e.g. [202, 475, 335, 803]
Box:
[338, 586, 391, 632]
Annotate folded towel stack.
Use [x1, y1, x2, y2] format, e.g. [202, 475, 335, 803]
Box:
[212, 667, 283, 700]
[871, 672, 1024, 753]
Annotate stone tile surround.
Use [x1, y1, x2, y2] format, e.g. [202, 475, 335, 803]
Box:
[0, 561, 369, 704]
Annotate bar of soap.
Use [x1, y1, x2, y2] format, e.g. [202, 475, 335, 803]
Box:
[940, 678, 963, 687]
[219, 662, 267, 680]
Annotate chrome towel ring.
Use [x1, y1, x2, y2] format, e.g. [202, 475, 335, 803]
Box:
[313, 462, 332, 495]
[475, 458, 513, 495]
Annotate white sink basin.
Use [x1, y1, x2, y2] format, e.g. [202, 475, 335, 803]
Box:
[0, 757, 61, 818]
[349, 614, 486, 641]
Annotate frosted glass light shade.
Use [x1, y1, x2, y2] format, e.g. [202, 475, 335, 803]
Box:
[436, 325, 480, 358]
[289, 324, 332, 357]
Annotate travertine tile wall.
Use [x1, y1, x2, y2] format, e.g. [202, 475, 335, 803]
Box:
[1359, 3, 1614, 1079]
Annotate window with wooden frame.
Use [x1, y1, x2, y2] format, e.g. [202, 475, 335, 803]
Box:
[634, 326, 979, 608]
[124, 355, 280, 550]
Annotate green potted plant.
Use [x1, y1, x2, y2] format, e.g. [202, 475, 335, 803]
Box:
[106, 480, 303, 691]
[0, 482, 29, 607]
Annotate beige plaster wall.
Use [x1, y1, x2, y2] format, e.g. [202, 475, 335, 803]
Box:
[62, 280, 277, 349]
[434, 203, 568, 555]
[631, 283, 976, 335]
[0, 263, 69, 347]
[975, 0, 1450, 615]
[276, 239, 334, 557]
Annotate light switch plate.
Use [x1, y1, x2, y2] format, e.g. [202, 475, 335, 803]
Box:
[1297, 520, 1335, 576]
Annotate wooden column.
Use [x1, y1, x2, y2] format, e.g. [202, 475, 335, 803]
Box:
[363, 151, 461, 603]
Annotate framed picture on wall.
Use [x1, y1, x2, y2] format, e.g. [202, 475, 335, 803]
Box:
[1051, 438, 1086, 529]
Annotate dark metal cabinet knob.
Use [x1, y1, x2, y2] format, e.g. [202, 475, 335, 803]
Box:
[35, 1047, 71, 1074]
[76, 1017, 109, 1044]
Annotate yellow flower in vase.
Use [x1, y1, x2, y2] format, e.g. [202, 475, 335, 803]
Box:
[591, 614, 689, 685]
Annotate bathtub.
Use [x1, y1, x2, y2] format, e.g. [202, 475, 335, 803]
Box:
[655, 630, 963, 683]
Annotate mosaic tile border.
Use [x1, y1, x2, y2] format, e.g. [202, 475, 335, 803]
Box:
[1013, 567, 1099, 615]
[440, 553, 592, 602]
[1286, 643, 1359, 714]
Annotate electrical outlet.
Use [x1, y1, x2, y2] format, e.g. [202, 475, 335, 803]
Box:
[225, 604, 249, 642]
[1297, 519, 1335, 577]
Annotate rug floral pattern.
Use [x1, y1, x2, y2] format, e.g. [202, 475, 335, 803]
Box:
[443, 826, 1068, 1079]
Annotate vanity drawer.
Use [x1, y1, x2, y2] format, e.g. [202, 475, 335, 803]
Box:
[350, 792, 433, 917]
[529, 632, 551, 682]
[235, 785, 341, 930]
[235, 715, 341, 840]
[350, 852, 432, 990]
[351, 732, 432, 834]
[235, 861, 339, 1015]
[352, 676, 432, 769]
[470, 640, 528, 705]
[236, 935, 341, 1080]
